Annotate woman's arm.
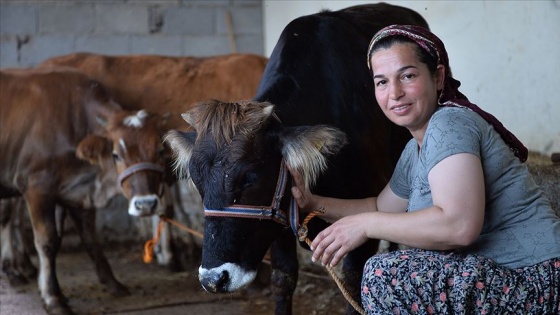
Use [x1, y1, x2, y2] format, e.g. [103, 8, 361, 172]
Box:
[308, 153, 485, 267]
[289, 168, 408, 222]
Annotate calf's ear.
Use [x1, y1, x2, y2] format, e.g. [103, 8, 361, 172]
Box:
[280, 125, 347, 189]
[163, 130, 197, 180]
[77, 135, 112, 164]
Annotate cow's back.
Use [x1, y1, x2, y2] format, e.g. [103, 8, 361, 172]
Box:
[255, 3, 428, 199]
[0, 68, 118, 197]
[40, 53, 268, 130]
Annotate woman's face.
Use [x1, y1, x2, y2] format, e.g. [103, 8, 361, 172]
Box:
[370, 42, 444, 135]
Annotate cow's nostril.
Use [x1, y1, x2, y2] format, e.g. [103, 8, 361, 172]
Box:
[216, 270, 229, 292]
[135, 198, 157, 211]
[200, 270, 230, 293]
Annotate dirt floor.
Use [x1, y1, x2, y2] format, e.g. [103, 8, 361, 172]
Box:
[2, 152, 557, 315]
[0, 242, 349, 315]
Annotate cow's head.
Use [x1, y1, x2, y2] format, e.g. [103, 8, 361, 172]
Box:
[77, 109, 168, 216]
[164, 100, 346, 292]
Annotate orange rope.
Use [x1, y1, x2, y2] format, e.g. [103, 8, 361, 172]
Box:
[143, 215, 203, 264]
[143, 210, 366, 314]
[298, 208, 367, 315]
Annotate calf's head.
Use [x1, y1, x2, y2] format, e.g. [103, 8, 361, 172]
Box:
[164, 100, 346, 292]
[77, 109, 168, 216]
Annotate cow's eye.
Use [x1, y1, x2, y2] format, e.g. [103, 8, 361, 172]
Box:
[112, 152, 121, 162]
[243, 172, 258, 189]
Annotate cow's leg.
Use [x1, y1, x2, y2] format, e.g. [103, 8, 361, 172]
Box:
[1, 198, 28, 285]
[13, 198, 38, 280]
[343, 239, 380, 315]
[24, 191, 71, 315]
[152, 185, 180, 271]
[1, 197, 37, 285]
[269, 229, 298, 315]
[66, 206, 129, 297]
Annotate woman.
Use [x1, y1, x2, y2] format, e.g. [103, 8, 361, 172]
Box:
[289, 25, 560, 314]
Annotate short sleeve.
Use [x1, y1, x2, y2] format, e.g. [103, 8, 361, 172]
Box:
[422, 107, 482, 173]
[389, 139, 416, 199]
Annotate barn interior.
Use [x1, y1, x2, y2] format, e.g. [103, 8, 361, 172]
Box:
[1, 1, 558, 314]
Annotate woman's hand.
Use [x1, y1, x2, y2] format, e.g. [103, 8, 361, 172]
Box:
[288, 167, 319, 213]
[310, 213, 371, 267]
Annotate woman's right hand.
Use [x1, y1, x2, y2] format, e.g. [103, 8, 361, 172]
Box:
[288, 167, 319, 213]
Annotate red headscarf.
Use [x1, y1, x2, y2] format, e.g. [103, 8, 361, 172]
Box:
[367, 25, 528, 162]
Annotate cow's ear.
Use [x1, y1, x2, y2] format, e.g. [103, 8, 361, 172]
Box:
[163, 130, 197, 179]
[181, 112, 196, 130]
[77, 135, 112, 164]
[280, 125, 347, 189]
[96, 115, 108, 127]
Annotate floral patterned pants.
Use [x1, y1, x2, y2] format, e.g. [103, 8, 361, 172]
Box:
[361, 249, 560, 314]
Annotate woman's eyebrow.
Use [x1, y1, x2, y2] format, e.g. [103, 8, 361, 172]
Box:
[373, 65, 417, 79]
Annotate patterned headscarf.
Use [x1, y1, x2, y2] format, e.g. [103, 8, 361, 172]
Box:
[367, 25, 528, 162]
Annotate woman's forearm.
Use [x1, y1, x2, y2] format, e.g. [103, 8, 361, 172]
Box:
[312, 196, 378, 222]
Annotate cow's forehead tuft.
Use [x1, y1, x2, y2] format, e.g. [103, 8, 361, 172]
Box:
[119, 138, 127, 153]
[123, 110, 148, 128]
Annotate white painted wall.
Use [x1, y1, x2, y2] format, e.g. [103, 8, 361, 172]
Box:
[263, 0, 560, 155]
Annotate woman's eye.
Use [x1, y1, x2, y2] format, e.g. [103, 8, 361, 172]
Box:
[402, 73, 416, 81]
[374, 80, 387, 89]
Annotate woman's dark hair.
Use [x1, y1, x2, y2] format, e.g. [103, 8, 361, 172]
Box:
[368, 35, 438, 75]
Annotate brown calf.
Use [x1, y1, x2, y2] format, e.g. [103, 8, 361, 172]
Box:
[0, 67, 168, 315]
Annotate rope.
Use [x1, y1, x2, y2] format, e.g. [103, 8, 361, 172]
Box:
[143, 211, 367, 314]
[143, 215, 203, 264]
[297, 208, 367, 315]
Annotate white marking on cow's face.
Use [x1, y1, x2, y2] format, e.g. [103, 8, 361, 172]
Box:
[198, 263, 256, 292]
[119, 138, 127, 154]
[128, 194, 164, 216]
[123, 110, 148, 128]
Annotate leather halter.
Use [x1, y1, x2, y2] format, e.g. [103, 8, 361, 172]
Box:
[203, 159, 302, 235]
[117, 162, 165, 189]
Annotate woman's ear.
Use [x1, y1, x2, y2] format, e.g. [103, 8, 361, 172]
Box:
[435, 64, 446, 90]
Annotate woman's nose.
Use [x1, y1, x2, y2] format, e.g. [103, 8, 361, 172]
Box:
[389, 82, 404, 100]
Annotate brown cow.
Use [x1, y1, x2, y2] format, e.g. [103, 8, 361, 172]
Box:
[39, 52, 268, 130]
[0, 67, 168, 315]
[38, 52, 268, 267]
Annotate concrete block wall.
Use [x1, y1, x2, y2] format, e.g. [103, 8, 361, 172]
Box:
[0, 0, 264, 68]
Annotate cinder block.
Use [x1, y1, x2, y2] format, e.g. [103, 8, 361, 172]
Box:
[232, 0, 262, 6]
[20, 34, 75, 66]
[162, 7, 214, 35]
[130, 35, 184, 56]
[183, 35, 231, 56]
[0, 37, 19, 68]
[75, 35, 130, 55]
[181, 0, 230, 6]
[216, 6, 262, 35]
[235, 34, 264, 55]
[95, 4, 149, 34]
[39, 4, 95, 34]
[0, 4, 37, 35]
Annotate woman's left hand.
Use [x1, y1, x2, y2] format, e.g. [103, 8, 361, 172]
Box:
[310, 213, 370, 267]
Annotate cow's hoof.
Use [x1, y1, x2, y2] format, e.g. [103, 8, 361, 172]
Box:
[45, 301, 74, 315]
[106, 281, 130, 297]
[6, 273, 29, 286]
[22, 263, 38, 279]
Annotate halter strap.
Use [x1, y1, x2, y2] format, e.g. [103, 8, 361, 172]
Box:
[117, 162, 165, 187]
[204, 159, 303, 233]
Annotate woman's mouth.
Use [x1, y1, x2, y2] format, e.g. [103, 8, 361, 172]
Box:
[391, 104, 411, 113]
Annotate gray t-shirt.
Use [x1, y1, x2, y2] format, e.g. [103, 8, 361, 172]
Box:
[390, 106, 560, 269]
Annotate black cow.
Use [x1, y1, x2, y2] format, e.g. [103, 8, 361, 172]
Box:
[165, 3, 429, 314]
